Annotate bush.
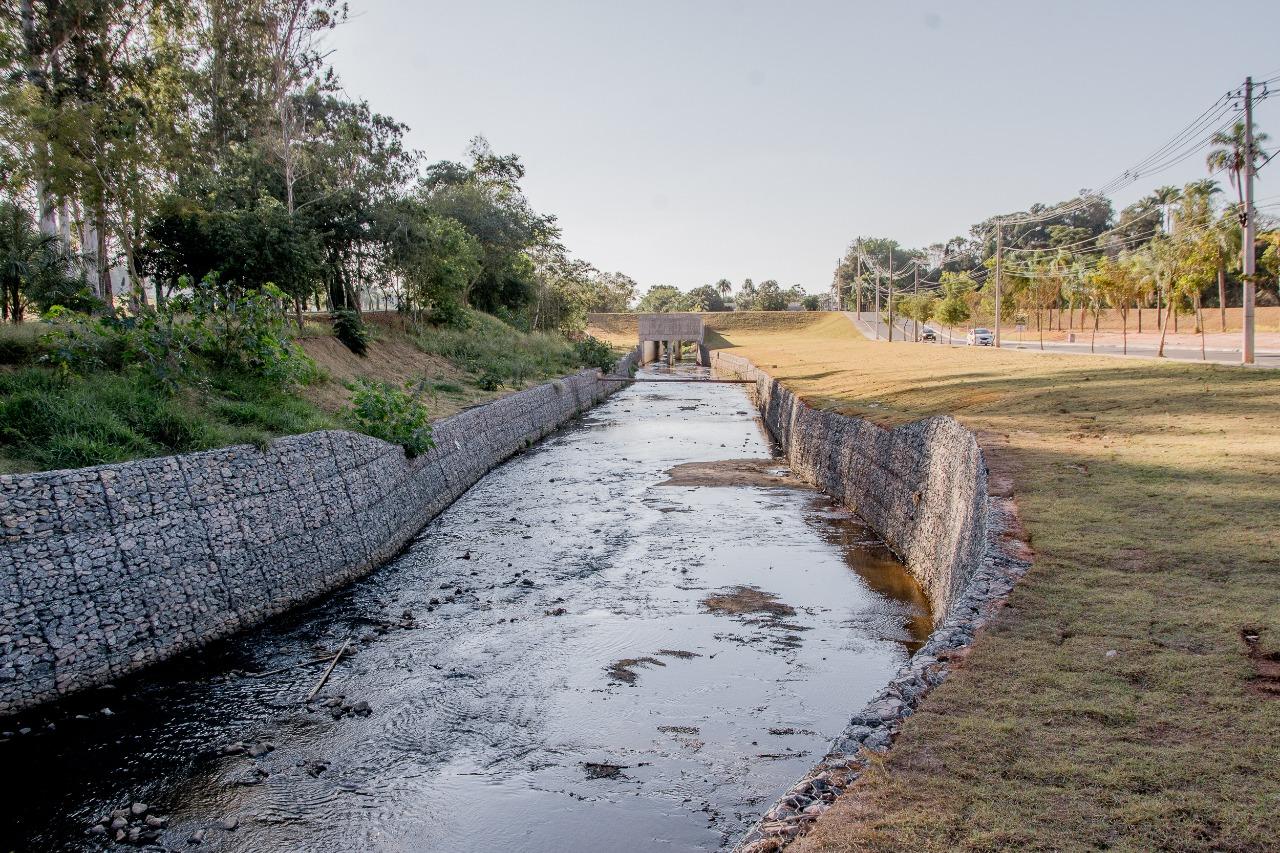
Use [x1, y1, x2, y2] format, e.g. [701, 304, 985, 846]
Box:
[34, 273, 317, 394]
[331, 308, 369, 356]
[476, 369, 505, 391]
[347, 379, 434, 457]
[574, 335, 616, 372]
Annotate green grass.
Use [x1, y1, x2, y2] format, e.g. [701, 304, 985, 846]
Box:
[0, 322, 44, 366]
[0, 309, 613, 473]
[0, 366, 335, 473]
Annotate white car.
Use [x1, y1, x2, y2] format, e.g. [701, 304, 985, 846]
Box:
[966, 328, 994, 346]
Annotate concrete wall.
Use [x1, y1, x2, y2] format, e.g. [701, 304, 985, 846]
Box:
[0, 354, 636, 717]
[711, 351, 985, 620]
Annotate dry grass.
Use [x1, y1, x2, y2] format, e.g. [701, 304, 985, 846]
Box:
[300, 332, 492, 419]
[585, 310, 830, 348]
[705, 314, 1280, 853]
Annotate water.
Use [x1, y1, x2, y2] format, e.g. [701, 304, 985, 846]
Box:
[0, 363, 931, 852]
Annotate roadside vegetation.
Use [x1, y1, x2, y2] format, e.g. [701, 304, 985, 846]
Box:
[835, 121, 1279, 358]
[701, 314, 1280, 852]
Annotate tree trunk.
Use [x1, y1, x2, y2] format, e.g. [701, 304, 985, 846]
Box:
[1196, 294, 1205, 360]
[1121, 306, 1128, 354]
[1217, 260, 1227, 331]
[1156, 286, 1171, 357]
[1137, 305, 1143, 334]
[96, 205, 112, 310]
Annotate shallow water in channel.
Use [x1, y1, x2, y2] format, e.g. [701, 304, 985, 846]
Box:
[0, 362, 931, 852]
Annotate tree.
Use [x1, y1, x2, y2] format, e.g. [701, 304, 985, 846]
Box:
[586, 272, 638, 313]
[0, 200, 81, 320]
[935, 271, 974, 340]
[897, 292, 936, 339]
[375, 200, 481, 325]
[755, 279, 787, 311]
[636, 284, 691, 313]
[1207, 121, 1271, 214]
[420, 136, 557, 315]
[686, 284, 726, 312]
[1147, 235, 1191, 357]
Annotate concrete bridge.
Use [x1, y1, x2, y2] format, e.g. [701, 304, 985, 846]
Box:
[637, 313, 709, 366]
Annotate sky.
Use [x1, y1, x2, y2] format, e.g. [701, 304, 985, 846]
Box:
[328, 1, 1280, 294]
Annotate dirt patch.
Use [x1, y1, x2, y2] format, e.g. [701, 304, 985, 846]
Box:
[655, 649, 702, 659]
[1242, 627, 1280, 698]
[606, 656, 666, 684]
[702, 586, 796, 618]
[300, 333, 489, 419]
[659, 459, 800, 489]
[657, 725, 700, 735]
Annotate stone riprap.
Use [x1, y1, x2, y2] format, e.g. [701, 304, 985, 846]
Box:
[710, 352, 1031, 852]
[0, 354, 636, 718]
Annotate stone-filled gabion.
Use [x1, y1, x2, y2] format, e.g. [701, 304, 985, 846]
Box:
[711, 353, 1032, 853]
[0, 353, 637, 718]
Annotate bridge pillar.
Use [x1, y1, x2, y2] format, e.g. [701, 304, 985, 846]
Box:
[698, 344, 710, 367]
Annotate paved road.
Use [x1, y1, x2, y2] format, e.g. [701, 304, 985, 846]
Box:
[842, 312, 1280, 369]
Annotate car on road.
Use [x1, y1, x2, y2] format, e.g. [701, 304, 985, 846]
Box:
[921, 326, 938, 342]
[966, 328, 994, 346]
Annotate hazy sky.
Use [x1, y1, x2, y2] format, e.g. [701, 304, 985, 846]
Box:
[329, 1, 1280, 293]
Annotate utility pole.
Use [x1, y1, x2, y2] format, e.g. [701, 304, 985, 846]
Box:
[874, 268, 881, 340]
[887, 253, 895, 342]
[994, 219, 1004, 348]
[1243, 76, 1257, 365]
[913, 265, 920, 341]
[854, 255, 863, 315]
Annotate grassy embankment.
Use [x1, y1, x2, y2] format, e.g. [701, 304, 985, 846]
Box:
[0, 310, 602, 474]
[639, 312, 1279, 852]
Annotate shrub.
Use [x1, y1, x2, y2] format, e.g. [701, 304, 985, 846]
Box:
[331, 308, 370, 356]
[476, 369, 505, 391]
[574, 335, 616, 371]
[347, 379, 434, 457]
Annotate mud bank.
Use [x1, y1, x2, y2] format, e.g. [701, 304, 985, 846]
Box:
[710, 351, 1032, 852]
[0, 354, 636, 717]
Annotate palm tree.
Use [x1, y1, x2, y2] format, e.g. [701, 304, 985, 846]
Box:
[0, 202, 73, 323]
[1206, 122, 1271, 213]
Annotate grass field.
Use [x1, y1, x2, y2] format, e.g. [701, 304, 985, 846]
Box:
[699, 314, 1280, 852]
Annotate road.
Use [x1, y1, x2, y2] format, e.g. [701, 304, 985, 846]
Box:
[842, 312, 1280, 368]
